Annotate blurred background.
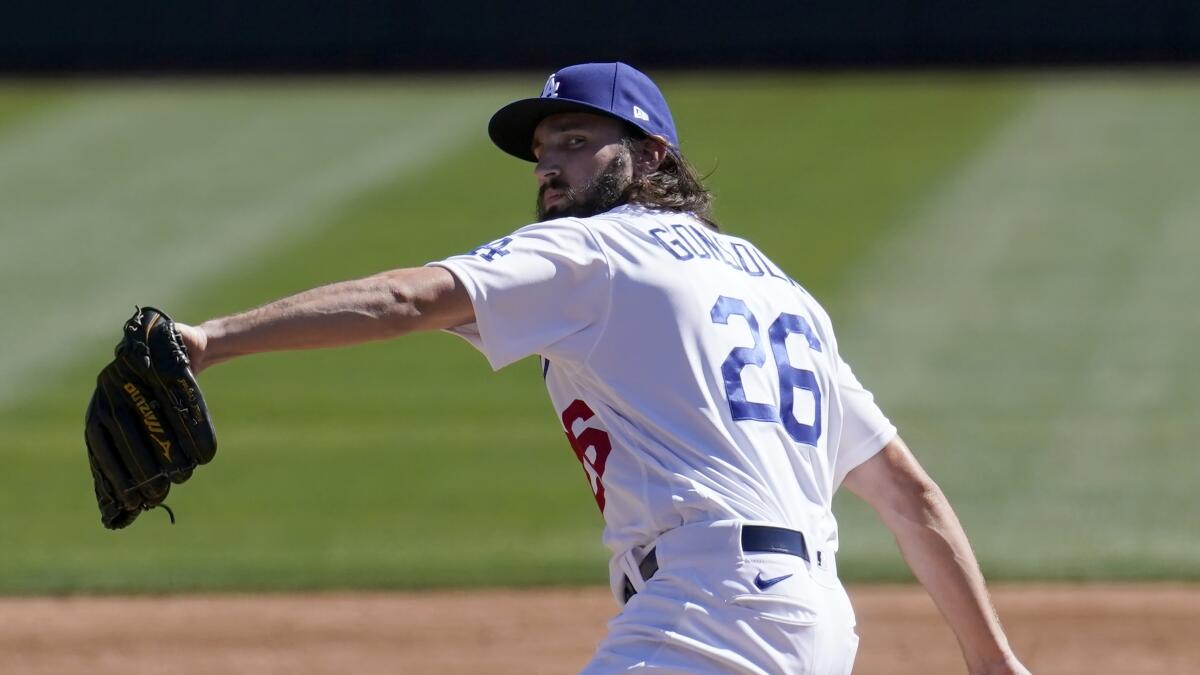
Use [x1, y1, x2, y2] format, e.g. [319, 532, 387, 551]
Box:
[0, 1, 1197, 594]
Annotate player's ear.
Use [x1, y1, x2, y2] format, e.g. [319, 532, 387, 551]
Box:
[632, 135, 670, 176]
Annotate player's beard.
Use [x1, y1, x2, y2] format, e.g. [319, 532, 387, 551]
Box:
[536, 152, 631, 222]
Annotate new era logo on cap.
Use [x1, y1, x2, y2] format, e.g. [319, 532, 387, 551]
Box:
[488, 62, 679, 162]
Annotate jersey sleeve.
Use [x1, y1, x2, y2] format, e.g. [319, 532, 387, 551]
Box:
[832, 357, 897, 488]
[427, 217, 611, 370]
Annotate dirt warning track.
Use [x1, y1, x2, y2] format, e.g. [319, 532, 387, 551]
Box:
[0, 584, 1195, 674]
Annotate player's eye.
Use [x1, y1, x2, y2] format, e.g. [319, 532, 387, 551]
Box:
[566, 136, 586, 148]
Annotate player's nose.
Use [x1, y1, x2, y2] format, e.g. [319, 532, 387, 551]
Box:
[534, 156, 560, 185]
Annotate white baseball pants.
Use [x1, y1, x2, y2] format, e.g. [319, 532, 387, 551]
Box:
[583, 520, 859, 674]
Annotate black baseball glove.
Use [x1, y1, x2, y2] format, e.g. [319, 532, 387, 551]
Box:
[84, 306, 217, 529]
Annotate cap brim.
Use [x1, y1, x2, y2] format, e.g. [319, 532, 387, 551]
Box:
[488, 97, 623, 162]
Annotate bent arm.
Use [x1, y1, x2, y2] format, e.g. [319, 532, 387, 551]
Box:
[180, 266, 474, 373]
[842, 437, 1029, 675]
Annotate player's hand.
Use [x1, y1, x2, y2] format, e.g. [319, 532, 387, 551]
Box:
[972, 655, 1032, 675]
[175, 322, 210, 374]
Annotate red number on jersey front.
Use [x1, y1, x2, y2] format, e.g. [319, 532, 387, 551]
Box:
[561, 399, 612, 512]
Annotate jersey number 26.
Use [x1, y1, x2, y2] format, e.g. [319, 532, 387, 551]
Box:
[710, 295, 823, 445]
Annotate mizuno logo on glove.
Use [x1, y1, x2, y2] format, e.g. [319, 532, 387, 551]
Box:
[123, 381, 173, 459]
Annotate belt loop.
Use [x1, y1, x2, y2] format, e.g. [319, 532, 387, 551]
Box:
[617, 547, 646, 603]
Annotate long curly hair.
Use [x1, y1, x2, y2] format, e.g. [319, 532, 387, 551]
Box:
[621, 132, 719, 231]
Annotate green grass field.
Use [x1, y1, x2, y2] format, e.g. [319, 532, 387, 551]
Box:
[1, 73, 1196, 594]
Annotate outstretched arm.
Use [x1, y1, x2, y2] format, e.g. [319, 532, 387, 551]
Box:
[177, 266, 473, 373]
[842, 436, 1030, 675]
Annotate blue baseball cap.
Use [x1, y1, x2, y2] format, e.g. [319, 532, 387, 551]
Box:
[489, 62, 679, 162]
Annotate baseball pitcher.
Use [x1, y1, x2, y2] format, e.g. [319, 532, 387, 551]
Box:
[94, 63, 1031, 674]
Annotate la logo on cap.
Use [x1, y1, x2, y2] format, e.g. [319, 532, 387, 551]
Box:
[633, 105, 650, 121]
[542, 74, 560, 98]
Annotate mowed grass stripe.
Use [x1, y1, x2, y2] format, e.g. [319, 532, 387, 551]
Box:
[832, 76, 1200, 579]
[0, 83, 501, 410]
[1042, 106, 1200, 565]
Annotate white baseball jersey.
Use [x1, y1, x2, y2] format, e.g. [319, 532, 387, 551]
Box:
[430, 204, 895, 570]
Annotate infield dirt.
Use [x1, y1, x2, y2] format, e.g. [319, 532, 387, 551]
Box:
[1, 584, 1194, 674]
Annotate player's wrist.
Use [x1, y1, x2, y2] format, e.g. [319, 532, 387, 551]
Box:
[969, 651, 1029, 675]
[178, 321, 212, 373]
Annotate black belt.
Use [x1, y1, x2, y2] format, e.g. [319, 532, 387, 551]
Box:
[622, 525, 810, 603]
